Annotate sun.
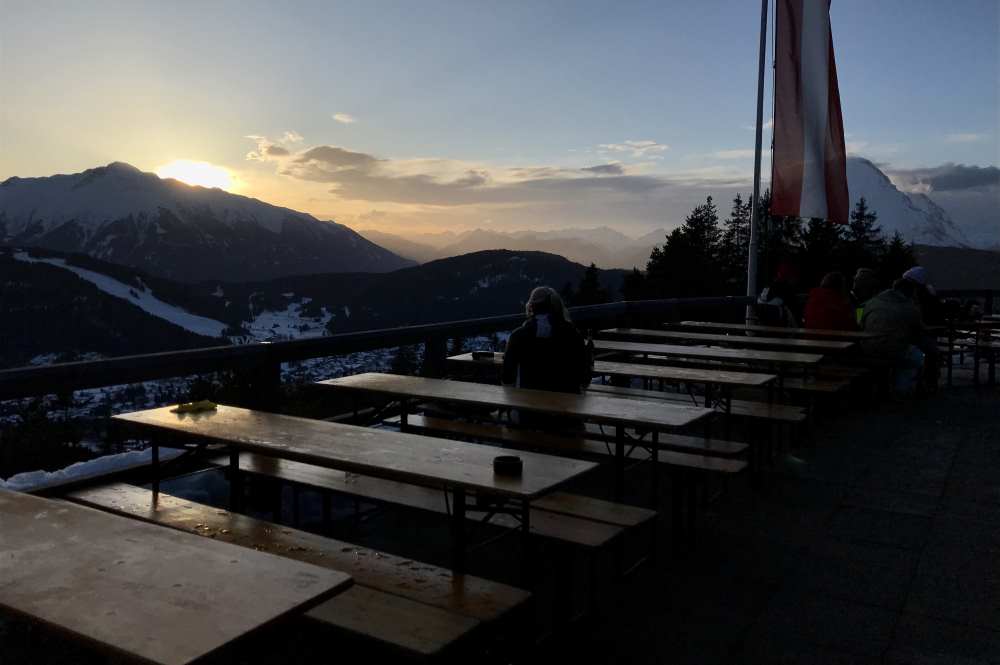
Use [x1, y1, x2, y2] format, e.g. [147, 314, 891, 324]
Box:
[155, 160, 234, 190]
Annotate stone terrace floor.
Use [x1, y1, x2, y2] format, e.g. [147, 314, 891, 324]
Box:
[537, 374, 1000, 664]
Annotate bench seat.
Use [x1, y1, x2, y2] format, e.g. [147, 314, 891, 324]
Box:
[68, 483, 528, 657]
[585, 383, 807, 424]
[389, 414, 747, 476]
[210, 453, 625, 549]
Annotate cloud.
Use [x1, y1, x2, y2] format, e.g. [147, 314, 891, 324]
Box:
[597, 139, 669, 159]
[889, 163, 1000, 192]
[945, 132, 989, 143]
[742, 119, 773, 131]
[333, 113, 357, 124]
[581, 163, 625, 175]
[711, 149, 755, 160]
[282, 130, 304, 143]
[246, 133, 301, 161]
[275, 144, 675, 206]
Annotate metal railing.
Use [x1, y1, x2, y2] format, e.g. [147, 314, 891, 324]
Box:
[0, 296, 754, 402]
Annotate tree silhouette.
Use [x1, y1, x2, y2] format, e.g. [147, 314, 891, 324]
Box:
[575, 263, 610, 306]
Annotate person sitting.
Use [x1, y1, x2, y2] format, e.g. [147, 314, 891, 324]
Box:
[501, 287, 592, 429]
[756, 262, 801, 327]
[850, 268, 879, 326]
[901, 266, 943, 392]
[804, 272, 856, 331]
[861, 279, 926, 395]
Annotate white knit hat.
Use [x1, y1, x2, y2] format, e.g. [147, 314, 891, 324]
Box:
[902, 266, 928, 286]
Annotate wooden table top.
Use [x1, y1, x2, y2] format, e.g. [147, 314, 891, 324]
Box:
[601, 328, 855, 352]
[0, 489, 350, 665]
[114, 405, 596, 500]
[675, 320, 883, 340]
[317, 373, 713, 430]
[593, 339, 825, 366]
[448, 352, 776, 388]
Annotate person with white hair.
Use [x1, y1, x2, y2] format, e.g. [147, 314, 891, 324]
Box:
[501, 286, 592, 396]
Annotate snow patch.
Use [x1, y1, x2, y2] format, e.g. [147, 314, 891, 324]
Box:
[13, 252, 228, 337]
[0, 448, 184, 492]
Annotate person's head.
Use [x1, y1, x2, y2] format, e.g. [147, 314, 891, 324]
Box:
[526, 286, 571, 323]
[902, 266, 928, 287]
[892, 278, 918, 299]
[819, 271, 846, 293]
[852, 268, 878, 300]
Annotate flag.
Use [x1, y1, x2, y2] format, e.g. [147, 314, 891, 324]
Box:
[772, 0, 849, 224]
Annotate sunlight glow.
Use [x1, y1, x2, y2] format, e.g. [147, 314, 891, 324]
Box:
[156, 160, 234, 190]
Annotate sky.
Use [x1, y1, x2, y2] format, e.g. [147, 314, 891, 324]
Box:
[1, 0, 997, 238]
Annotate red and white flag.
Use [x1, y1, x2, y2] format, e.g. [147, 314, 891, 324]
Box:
[771, 0, 849, 224]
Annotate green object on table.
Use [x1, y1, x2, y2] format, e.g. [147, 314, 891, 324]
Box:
[171, 400, 218, 414]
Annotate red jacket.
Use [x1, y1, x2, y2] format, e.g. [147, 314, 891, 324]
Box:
[804, 287, 857, 331]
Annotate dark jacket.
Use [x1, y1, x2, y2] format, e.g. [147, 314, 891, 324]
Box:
[804, 287, 856, 331]
[861, 289, 923, 360]
[501, 315, 590, 394]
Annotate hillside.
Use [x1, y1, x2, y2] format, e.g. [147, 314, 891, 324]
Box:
[0, 162, 414, 282]
[914, 244, 1000, 291]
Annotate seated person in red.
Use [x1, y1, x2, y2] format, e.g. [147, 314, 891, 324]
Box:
[804, 272, 856, 331]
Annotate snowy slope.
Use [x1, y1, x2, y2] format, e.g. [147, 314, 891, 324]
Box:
[13, 251, 229, 337]
[846, 157, 971, 247]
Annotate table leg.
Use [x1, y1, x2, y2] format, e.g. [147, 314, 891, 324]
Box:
[229, 448, 241, 513]
[650, 430, 659, 506]
[452, 488, 467, 574]
[703, 382, 714, 408]
[520, 500, 533, 586]
[615, 425, 625, 501]
[151, 439, 160, 506]
[399, 398, 410, 432]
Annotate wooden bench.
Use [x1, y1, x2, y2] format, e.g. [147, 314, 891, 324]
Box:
[208, 453, 627, 552]
[69, 483, 531, 658]
[388, 415, 748, 475]
[586, 383, 807, 424]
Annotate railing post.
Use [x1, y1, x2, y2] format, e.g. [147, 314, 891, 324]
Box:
[421, 336, 448, 378]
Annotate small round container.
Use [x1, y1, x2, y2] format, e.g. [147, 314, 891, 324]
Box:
[493, 455, 523, 477]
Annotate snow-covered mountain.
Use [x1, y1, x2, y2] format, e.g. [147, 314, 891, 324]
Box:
[0, 162, 414, 282]
[846, 157, 971, 247]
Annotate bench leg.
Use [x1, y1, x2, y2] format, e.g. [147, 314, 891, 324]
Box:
[614, 425, 625, 501]
[520, 500, 533, 587]
[650, 430, 659, 507]
[228, 448, 241, 513]
[151, 439, 160, 506]
[451, 488, 467, 574]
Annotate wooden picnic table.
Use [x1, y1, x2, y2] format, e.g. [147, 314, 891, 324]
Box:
[593, 339, 825, 371]
[446, 351, 776, 413]
[114, 405, 596, 573]
[674, 320, 884, 341]
[316, 372, 713, 500]
[0, 489, 351, 665]
[601, 327, 855, 353]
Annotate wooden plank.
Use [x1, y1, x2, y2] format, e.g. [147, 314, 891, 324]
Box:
[674, 320, 883, 340]
[114, 405, 596, 501]
[600, 327, 855, 353]
[594, 339, 824, 366]
[448, 352, 777, 389]
[305, 585, 479, 657]
[530, 492, 656, 528]
[394, 413, 749, 457]
[317, 373, 713, 430]
[207, 454, 621, 549]
[585, 384, 807, 423]
[67, 483, 529, 623]
[0, 489, 350, 665]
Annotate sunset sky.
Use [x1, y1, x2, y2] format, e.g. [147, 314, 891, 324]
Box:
[2, 0, 997, 236]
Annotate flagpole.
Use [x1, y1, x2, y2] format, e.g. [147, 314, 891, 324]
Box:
[745, 0, 769, 324]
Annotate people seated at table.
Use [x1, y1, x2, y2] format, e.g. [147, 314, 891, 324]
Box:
[502, 286, 592, 393]
[861, 278, 926, 395]
[756, 262, 801, 327]
[850, 268, 879, 326]
[502, 286, 592, 429]
[804, 272, 856, 331]
[902, 266, 943, 392]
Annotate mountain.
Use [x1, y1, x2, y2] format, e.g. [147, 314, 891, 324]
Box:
[357, 226, 657, 269]
[913, 244, 1000, 291]
[0, 162, 414, 282]
[846, 157, 972, 247]
[0, 247, 223, 368]
[1, 246, 627, 365]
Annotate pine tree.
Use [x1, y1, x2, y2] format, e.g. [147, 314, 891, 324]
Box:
[843, 197, 886, 274]
[575, 263, 610, 306]
[800, 218, 845, 285]
[646, 197, 723, 297]
[720, 194, 751, 292]
[620, 268, 646, 301]
[878, 232, 916, 284]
